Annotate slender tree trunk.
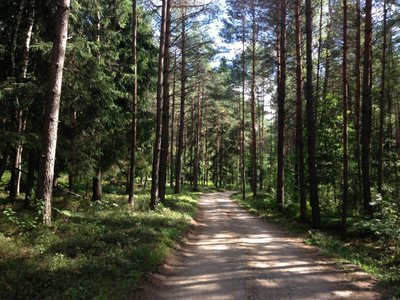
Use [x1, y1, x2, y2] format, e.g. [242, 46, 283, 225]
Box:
[128, 0, 138, 207]
[204, 96, 209, 186]
[241, 8, 246, 199]
[361, 0, 373, 218]
[193, 84, 202, 191]
[150, 0, 168, 208]
[158, 0, 172, 203]
[24, 149, 36, 208]
[9, 0, 35, 201]
[10, 0, 25, 76]
[259, 88, 265, 191]
[189, 95, 195, 187]
[21, 0, 35, 79]
[354, 0, 362, 211]
[295, 0, 306, 223]
[68, 172, 75, 191]
[377, 0, 388, 195]
[341, 0, 349, 240]
[250, 2, 257, 198]
[315, 0, 323, 99]
[276, 0, 286, 209]
[92, 168, 102, 201]
[170, 52, 177, 188]
[9, 145, 23, 202]
[305, 0, 321, 229]
[321, 0, 332, 103]
[175, 8, 186, 194]
[0, 151, 8, 182]
[36, 0, 70, 225]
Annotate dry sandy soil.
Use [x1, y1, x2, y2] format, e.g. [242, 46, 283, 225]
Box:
[133, 192, 386, 300]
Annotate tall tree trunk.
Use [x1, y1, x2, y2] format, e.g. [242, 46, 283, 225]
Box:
[150, 0, 168, 208]
[36, 0, 70, 225]
[259, 86, 265, 190]
[204, 96, 209, 186]
[341, 0, 349, 240]
[354, 0, 362, 211]
[321, 0, 332, 104]
[193, 84, 202, 191]
[128, 0, 138, 207]
[189, 95, 195, 187]
[295, 0, 306, 223]
[276, 0, 286, 209]
[174, 8, 186, 194]
[250, 2, 257, 198]
[158, 0, 172, 203]
[377, 0, 388, 195]
[305, 0, 321, 229]
[170, 52, 177, 188]
[241, 7, 246, 199]
[361, 0, 373, 218]
[315, 0, 323, 99]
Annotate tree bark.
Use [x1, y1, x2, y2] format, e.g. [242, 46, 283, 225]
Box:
[92, 168, 102, 201]
[24, 149, 36, 208]
[241, 6, 246, 199]
[361, 0, 373, 218]
[158, 0, 172, 203]
[341, 0, 349, 240]
[193, 84, 202, 191]
[315, 0, 323, 99]
[36, 0, 70, 225]
[128, 0, 138, 207]
[170, 52, 177, 188]
[150, 0, 168, 208]
[354, 0, 362, 210]
[250, 1, 257, 198]
[174, 8, 186, 194]
[305, 0, 321, 229]
[295, 0, 306, 222]
[276, 0, 286, 209]
[377, 0, 388, 195]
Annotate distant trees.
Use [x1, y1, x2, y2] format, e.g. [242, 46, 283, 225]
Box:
[1, 0, 399, 230]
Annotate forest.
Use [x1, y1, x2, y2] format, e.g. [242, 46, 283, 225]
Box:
[0, 0, 399, 298]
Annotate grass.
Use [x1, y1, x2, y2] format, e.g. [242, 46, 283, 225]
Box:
[0, 183, 200, 299]
[231, 190, 400, 298]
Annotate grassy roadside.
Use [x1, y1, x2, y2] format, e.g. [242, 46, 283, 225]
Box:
[231, 191, 399, 298]
[0, 189, 200, 299]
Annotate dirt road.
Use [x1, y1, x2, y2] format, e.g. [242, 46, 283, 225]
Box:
[135, 192, 384, 299]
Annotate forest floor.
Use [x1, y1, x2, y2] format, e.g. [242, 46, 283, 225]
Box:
[134, 191, 386, 300]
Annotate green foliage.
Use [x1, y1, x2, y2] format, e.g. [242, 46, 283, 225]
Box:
[0, 190, 199, 299]
[2, 201, 43, 231]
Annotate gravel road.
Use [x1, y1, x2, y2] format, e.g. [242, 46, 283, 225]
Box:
[134, 192, 385, 300]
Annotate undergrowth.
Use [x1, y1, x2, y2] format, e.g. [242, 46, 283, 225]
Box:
[0, 189, 199, 299]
